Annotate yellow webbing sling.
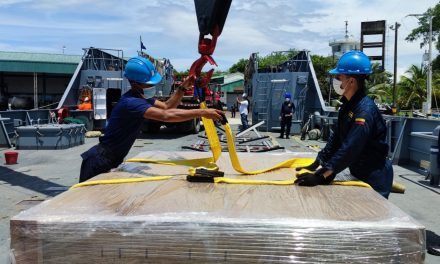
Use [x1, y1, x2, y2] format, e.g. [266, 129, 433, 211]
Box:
[213, 177, 371, 188]
[72, 102, 370, 189]
[71, 176, 173, 189]
[71, 176, 371, 189]
[126, 102, 221, 168]
[222, 122, 313, 174]
[126, 102, 314, 174]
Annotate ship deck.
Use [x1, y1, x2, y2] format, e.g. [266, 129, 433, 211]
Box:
[1, 115, 439, 263]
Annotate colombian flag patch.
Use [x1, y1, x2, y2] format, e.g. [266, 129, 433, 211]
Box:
[355, 118, 366, 125]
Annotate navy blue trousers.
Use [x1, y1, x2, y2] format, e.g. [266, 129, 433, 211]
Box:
[354, 159, 393, 199]
[79, 144, 122, 183]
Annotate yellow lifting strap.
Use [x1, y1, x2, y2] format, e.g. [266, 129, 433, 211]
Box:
[214, 177, 371, 188]
[70, 175, 371, 189]
[200, 102, 222, 161]
[222, 122, 313, 174]
[126, 157, 217, 168]
[110, 102, 372, 189]
[332, 181, 372, 188]
[126, 102, 315, 174]
[71, 176, 173, 189]
[126, 102, 221, 167]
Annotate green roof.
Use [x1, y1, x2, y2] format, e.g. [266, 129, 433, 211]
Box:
[221, 79, 244, 92]
[0, 51, 82, 74]
[216, 73, 244, 92]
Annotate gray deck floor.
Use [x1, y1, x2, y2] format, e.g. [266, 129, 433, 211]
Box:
[1, 116, 439, 263]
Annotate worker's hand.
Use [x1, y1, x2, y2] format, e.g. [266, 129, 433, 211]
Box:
[201, 109, 223, 122]
[295, 158, 320, 171]
[279, 116, 282, 121]
[295, 168, 334, 186]
[180, 76, 195, 91]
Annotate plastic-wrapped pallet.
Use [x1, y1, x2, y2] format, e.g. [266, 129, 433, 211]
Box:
[10, 151, 425, 263]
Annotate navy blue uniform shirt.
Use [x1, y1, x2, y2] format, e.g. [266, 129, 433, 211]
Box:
[99, 90, 155, 161]
[318, 90, 389, 177]
[280, 101, 295, 118]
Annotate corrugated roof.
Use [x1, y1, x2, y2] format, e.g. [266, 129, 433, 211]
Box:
[211, 73, 244, 92]
[0, 51, 82, 74]
[221, 79, 244, 92]
[0, 51, 82, 64]
[223, 72, 244, 84]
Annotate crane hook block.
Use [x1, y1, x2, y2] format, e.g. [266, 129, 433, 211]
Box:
[194, 0, 232, 36]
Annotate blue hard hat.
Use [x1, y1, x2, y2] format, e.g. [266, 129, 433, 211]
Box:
[329, 50, 372, 75]
[284, 92, 291, 99]
[124, 56, 162, 84]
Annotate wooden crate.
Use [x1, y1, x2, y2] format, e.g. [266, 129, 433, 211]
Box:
[11, 151, 425, 263]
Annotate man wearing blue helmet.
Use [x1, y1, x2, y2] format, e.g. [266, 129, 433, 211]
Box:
[79, 56, 223, 182]
[279, 92, 295, 139]
[295, 51, 393, 198]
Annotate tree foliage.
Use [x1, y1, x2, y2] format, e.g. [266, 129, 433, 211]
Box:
[406, 3, 440, 51]
[431, 71, 440, 110]
[366, 63, 393, 103]
[310, 55, 336, 100]
[401, 2, 440, 111]
[228, 50, 297, 74]
[229, 58, 248, 73]
[257, 50, 297, 69]
[396, 65, 427, 109]
[405, 3, 440, 72]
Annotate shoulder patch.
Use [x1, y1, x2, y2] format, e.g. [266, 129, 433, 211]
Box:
[355, 117, 366, 125]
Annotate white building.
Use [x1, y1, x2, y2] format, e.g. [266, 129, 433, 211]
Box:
[329, 21, 360, 58]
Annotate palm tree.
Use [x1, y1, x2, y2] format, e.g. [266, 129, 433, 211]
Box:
[397, 65, 426, 110]
[366, 63, 393, 103]
[431, 71, 440, 111]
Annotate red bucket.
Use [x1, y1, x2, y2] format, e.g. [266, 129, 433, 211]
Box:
[5, 151, 18, 165]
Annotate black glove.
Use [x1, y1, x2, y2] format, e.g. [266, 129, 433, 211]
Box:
[295, 168, 335, 186]
[295, 158, 321, 172]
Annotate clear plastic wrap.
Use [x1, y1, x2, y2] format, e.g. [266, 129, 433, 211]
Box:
[10, 152, 425, 263]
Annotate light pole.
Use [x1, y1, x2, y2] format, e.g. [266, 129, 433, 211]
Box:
[390, 22, 401, 114]
[408, 13, 433, 114]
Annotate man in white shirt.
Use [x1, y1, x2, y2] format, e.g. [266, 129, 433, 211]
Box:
[237, 93, 249, 130]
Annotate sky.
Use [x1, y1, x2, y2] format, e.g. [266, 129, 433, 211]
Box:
[0, 0, 438, 79]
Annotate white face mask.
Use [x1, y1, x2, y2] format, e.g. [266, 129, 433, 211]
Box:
[143, 86, 156, 99]
[332, 79, 344, 96]
[285, 98, 290, 102]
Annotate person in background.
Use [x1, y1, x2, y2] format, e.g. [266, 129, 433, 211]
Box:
[279, 92, 295, 139]
[295, 51, 393, 199]
[230, 104, 236, 118]
[79, 56, 223, 182]
[215, 91, 223, 111]
[237, 93, 249, 131]
[78, 97, 92, 110]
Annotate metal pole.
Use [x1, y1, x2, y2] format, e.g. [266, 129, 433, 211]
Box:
[328, 77, 332, 105]
[427, 15, 433, 114]
[392, 22, 400, 114]
[407, 13, 433, 114]
[33, 72, 38, 109]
